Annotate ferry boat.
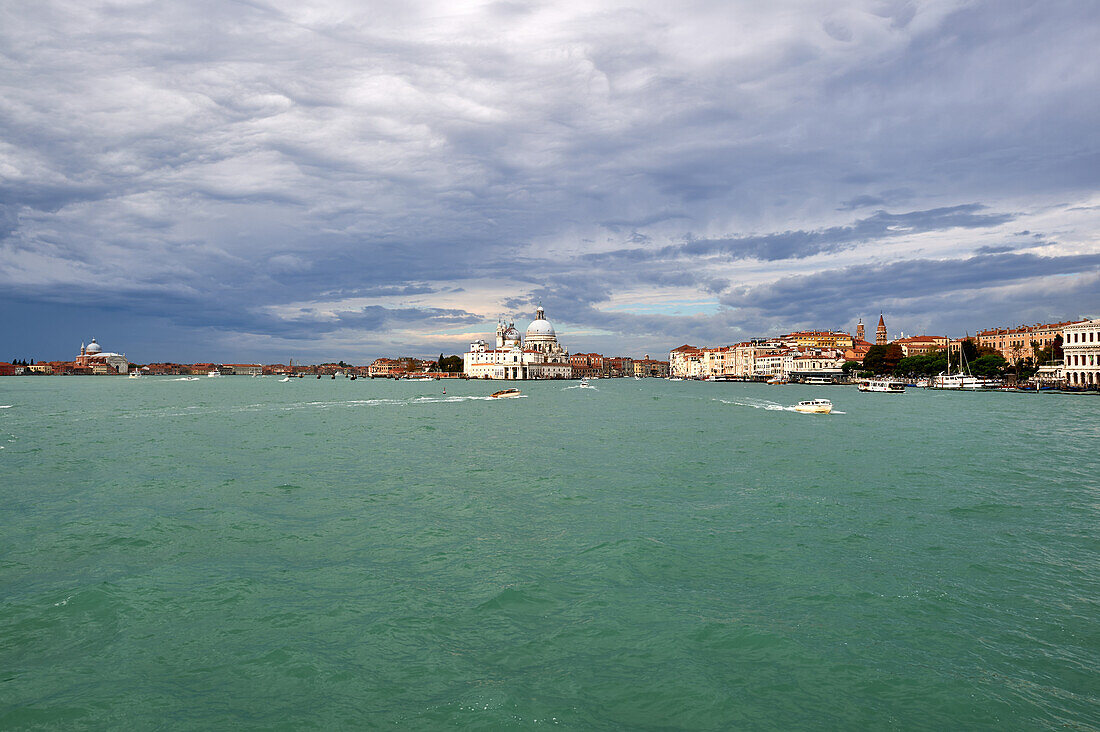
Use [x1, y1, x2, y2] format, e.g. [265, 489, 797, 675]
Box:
[794, 399, 833, 414]
[490, 388, 522, 398]
[207, 369, 222, 378]
[858, 379, 905, 393]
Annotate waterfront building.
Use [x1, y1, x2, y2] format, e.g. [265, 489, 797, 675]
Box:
[631, 358, 670, 378]
[222, 364, 263, 376]
[1062, 318, 1099, 387]
[463, 307, 572, 380]
[669, 345, 703, 378]
[780, 331, 855, 349]
[74, 338, 129, 374]
[570, 353, 606, 379]
[876, 315, 888, 345]
[893, 335, 949, 357]
[977, 320, 1083, 364]
[369, 358, 404, 377]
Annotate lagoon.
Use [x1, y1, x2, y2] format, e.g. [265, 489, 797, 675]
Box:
[1, 377, 1097, 729]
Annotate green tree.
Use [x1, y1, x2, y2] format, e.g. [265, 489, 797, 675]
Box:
[439, 355, 463, 373]
[970, 353, 1007, 377]
[862, 344, 904, 374]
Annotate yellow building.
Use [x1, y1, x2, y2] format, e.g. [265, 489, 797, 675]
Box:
[782, 331, 855, 349]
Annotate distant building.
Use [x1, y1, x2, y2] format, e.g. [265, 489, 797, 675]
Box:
[893, 335, 949, 357]
[75, 338, 129, 374]
[222, 364, 263, 376]
[463, 306, 572, 379]
[856, 318, 865, 342]
[632, 358, 669, 378]
[1062, 318, 1099, 387]
[977, 320, 1083, 363]
[876, 315, 888, 346]
[669, 345, 703, 378]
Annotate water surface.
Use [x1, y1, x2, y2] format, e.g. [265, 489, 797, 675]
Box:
[2, 377, 1097, 729]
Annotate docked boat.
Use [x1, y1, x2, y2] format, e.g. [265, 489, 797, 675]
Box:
[794, 399, 833, 414]
[490, 388, 522, 398]
[858, 379, 905, 393]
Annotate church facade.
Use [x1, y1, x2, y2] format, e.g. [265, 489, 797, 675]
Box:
[463, 306, 573, 379]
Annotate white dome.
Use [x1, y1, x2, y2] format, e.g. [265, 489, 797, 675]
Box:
[526, 318, 555, 337]
[86, 339, 102, 354]
[503, 326, 521, 341]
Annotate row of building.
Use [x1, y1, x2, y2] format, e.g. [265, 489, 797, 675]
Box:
[667, 315, 1099, 386]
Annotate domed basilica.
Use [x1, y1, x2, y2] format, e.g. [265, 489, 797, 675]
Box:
[463, 306, 572, 379]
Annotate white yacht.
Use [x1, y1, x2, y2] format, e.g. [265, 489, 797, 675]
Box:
[858, 379, 905, 393]
[207, 369, 222, 378]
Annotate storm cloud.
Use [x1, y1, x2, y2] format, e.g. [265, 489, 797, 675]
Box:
[1, 0, 1097, 361]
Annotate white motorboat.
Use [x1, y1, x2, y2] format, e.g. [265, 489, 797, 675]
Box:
[279, 376, 291, 382]
[794, 399, 833, 414]
[490, 388, 522, 398]
[858, 379, 905, 393]
[578, 379, 593, 388]
[128, 371, 142, 379]
[207, 370, 222, 378]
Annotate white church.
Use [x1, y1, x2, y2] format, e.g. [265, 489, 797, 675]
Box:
[463, 306, 573, 379]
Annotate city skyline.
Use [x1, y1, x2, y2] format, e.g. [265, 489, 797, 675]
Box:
[2, 1, 1098, 363]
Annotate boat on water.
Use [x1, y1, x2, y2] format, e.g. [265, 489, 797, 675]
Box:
[578, 379, 594, 388]
[490, 388, 522, 398]
[794, 399, 833, 414]
[207, 370, 222, 378]
[858, 379, 905, 393]
[930, 340, 1000, 390]
[668, 377, 684, 381]
[128, 371, 142, 379]
[279, 376, 291, 382]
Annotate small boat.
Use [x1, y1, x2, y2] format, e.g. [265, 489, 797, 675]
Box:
[490, 388, 522, 398]
[794, 399, 833, 414]
[858, 379, 905, 393]
[668, 377, 684, 382]
[128, 371, 142, 379]
[279, 376, 291, 382]
[578, 379, 592, 388]
[207, 370, 222, 378]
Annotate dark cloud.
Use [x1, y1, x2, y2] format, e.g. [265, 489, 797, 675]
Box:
[0, 0, 1097, 360]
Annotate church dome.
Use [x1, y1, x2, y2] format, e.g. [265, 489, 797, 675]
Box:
[526, 306, 556, 340]
[503, 326, 521, 341]
[527, 318, 555, 337]
[86, 338, 102, 354]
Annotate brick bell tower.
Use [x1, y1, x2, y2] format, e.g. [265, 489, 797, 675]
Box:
[856, 318, 865, 342]
[876, 314, 887, 345]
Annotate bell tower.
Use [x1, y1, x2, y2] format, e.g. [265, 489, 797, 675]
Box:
[876, 314, 887, 345]
[856, 319, 865, 342]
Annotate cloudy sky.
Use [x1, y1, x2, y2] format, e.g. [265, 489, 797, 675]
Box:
[2, 0, 1098, 363]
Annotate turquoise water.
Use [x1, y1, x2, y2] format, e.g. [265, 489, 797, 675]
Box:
[1, 377, 1097, 729]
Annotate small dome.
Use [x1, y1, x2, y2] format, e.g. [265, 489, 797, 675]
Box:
[503, 326, 521, 341]
[86, 338, 102, 354]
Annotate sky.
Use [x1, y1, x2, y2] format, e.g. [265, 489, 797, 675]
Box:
[1, 0, 1098, 363]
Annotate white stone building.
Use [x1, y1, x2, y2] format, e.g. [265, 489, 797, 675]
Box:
[463, 306, 572, 380]
[1062, 318, 1099, 387]
[76, 338, 129, 374]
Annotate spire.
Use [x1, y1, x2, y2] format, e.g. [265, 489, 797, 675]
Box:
[877, 314, 885, 327]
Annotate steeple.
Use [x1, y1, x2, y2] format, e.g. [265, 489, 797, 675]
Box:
[856, 319, 865, 342]
[876, 314, 888, 345]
